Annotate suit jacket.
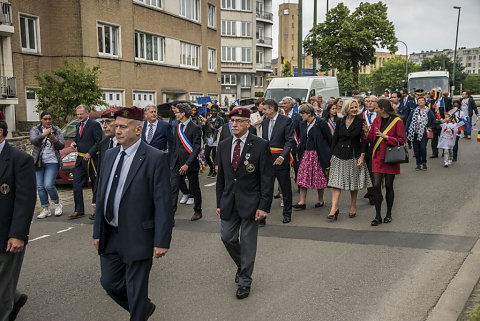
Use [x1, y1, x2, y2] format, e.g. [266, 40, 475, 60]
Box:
[0, 142, 36, 252]
[170, 120, 202, 172]
[93, 141, 173, 262]
[398, 97, 412, 123]
[216, 133, 273, 220]
[92, 137, 111, 204]
[298, 116, 332, 170]
[331, 115, 367, 160]
[465, 97, 478, 118]
[261, 113, 295, 169]
[74, 118, 103, 166]
[141, 120, 173, 152]
[286, 111, 302, 153]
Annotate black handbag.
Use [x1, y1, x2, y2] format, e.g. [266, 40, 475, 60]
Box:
[384, 143, 409, 164]
[35, 141, 46, 168]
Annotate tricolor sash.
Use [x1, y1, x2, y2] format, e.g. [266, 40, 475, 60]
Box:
[177, 123, 193, 154]
[293, 129, 300, 145]
[270, 147, 294, 167]
[372, 117, 401, 160]
[328, 118, 336, 133]
[363, 110, 373, 127]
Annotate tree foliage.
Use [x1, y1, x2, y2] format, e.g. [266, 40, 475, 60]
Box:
[282, 62, 293, 77]
[371, 57, 421, 94]
[33, 60, 105, 125]
[337, 69, 373, 96]
[420, 54, 466, 94]
[463, 74, 480, 94]
[304, 2, 398, 92]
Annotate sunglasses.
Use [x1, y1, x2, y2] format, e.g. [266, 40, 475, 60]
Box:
[42, 118, 52, 121]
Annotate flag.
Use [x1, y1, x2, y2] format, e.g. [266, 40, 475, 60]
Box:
[281, 56, 286, 65]
[477, 133, 480, 142]
[236, 99, 240, 105]
[293, 102, 298, 113]
[214, 100, 218, 105]
[197, 104, 207, 116]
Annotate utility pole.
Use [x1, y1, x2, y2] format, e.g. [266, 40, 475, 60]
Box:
[452, 6, 461, 94]
[312, 0, 317, 76]
[297, 0, 303, 77]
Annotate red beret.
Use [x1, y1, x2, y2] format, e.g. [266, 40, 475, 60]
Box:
[101, 108, 117, 119]
[115, 106, 144, 121]
[229, 107, 251, 118]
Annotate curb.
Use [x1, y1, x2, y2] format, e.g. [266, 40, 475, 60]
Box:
[426, 238, 480, 321]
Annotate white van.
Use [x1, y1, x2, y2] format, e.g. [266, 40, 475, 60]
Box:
[264, 76, 339, 103]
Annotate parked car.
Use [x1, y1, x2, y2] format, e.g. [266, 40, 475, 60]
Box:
[238, 98, 257, 109]
[56, 111, 104, 184]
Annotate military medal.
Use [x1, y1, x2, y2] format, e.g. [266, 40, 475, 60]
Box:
[244, 160, 249, 165]
[246, 164, 255, 173]
[0, 183, 10, 194]
[245, 153, 250, 160]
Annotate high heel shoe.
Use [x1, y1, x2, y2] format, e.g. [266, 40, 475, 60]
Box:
[349, 213, 356, 218]
[327, 209, 339, 221]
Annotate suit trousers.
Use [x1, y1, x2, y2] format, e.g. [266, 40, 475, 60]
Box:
[221, 210, 258, 287]
[171, 166, 202, 215]
[0, 249, 25, 321]
[430, 127, 441, 157]
[274, 167, 292, 218]
[73, 158, 96, 212]
[100, 227, 153, 321]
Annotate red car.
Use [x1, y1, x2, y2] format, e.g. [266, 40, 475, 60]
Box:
[56, 112, 104, 184]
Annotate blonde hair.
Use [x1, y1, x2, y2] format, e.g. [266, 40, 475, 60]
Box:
[341, 99, 359, 116]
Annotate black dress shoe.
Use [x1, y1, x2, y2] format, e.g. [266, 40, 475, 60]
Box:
[292, 203, 306, 210]
[236, 286, 251, 299]
[282, 217, 291, 224]
[363, 193, 370, 199]
[383, 217, 392, 223]
[371, 218, 382, 226]
[88, 214, 95, 220]
[235, 268, 240, 283]
[259, 219, 266, 226]
[314, 202, 324, 208]
[9, 293, 27, 321]
[191, 212, 202, 221]
[429, 155, 438, 158]
[146, 302, 156, 320]
[274, 192, 281, 199]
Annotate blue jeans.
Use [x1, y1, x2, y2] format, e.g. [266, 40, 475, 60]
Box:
[412, 134, 428, 166]
[464, 116, 472, 136]
[36, 163, 60, 207]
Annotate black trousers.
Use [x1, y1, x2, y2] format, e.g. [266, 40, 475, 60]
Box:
[73, 158, 96, 212]
[453, 136, 460, 160]
[430, 127, 441, 156]
[100, 228, 152, 321]
[171, 166, 202, 216]
[0, 249, 25, 320]
[412, 135, 428, 166]
[364, 144, 375, 198]
[274, 167, 292, 218]
[204, 145, 217, 171]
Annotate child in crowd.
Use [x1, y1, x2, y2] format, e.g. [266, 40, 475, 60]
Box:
[437, 113, 458, 167]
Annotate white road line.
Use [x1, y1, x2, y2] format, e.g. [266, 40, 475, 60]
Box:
[30, 235, 50, 242]
[204, 182, 216, 187]
[57, 227, 74, 234]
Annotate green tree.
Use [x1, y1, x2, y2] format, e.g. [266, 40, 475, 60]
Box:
[33, 60, 105, 125]
[304, 2, 397, 92]
[420, 54, 466, 94]
[463, 74, 480, 94]
[282, 62, 293, 77]
[337, 69, 373, 96]
[371, 57, 421, 94]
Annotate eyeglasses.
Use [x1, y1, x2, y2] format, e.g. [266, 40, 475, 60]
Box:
[230, 119, 249, 124]
[100, 119, 114, 124]
[42, 118, 52, 121]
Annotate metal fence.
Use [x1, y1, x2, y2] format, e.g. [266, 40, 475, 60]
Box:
[0, 2, 12, 25]
[256, 11, 273, 22]
[1, 76, 16, 97]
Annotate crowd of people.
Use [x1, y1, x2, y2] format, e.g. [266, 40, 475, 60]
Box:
[1, 87, 477, 320]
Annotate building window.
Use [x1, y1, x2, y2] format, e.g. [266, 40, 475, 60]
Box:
[241, 0, 251, 11]
[207, 93, 218, 103]
[240, 75, 251, 87]
[221, 0, 235, 9]
[256, 26, 264, 40]
[180, 42, 200, 68]
[134, 31, 164, 62]
[134, 0, 162, 9]
[132, 91, 155, 108]
[241, 47, 251, 62]
[221, 46, 236, 62]
[179, 0, 199, 21]
[256, 1, 263, 14]
[221, 74, 236, 85]
[256, 50, 263, 64]
[20, 15, 39, 52]
[254, 76, 263, 87]
[292, 22, 294, 28]
[97, 23, 119, 57]
[241, 22, 251, 37]
[208, 48, 216, 71]
[102, 90, 124, 107]
[189, 92, 203, 102]
[292, 34, 294, 40]
[221, 20, 236, 36]
[207, 4, 216, 28]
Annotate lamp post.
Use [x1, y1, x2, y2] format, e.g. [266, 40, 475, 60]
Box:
[297, 0, 303, 76]
[312, 0, 317, 75]
[397, 40, 408, 85]
[452, 6, 461, 94]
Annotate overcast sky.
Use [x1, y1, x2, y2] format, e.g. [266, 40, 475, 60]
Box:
[271, 0, 480, 59]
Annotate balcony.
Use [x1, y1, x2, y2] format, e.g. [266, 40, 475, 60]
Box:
[256, 37, 272, 47]
[0, 76, 16, 98]
[0, 2, 13, 36]
[256, 64, 273, 72]
[256, 11, 273, 23]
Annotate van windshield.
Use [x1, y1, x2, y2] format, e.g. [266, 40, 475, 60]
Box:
[264, 89, 308, 103]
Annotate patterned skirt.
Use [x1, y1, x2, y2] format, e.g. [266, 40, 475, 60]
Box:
[297, 150, 327, 189]
[328, 155, 372, 190]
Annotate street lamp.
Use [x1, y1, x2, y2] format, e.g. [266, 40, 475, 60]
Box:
[397, 40, 408, 87]
[452, 6, 461, 94]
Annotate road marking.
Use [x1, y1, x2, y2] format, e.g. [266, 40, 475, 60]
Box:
[30, 235, 50, 242]
[204, 182, 216, 187]
[57, 227, 74, 234]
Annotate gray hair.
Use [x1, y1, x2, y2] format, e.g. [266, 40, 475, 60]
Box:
[144, 104, 157, 112]
[176, 103, 192, 118]
[76, 104, 88, 112]
[369, 95, 378, 102]
[299, 103, 315, 116]
[282, 96, 295, 106]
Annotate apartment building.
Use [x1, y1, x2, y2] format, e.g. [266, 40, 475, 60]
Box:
[11, 0, 221, 131]
[220, 0, 273, 105]
[410, 47, 480, 74]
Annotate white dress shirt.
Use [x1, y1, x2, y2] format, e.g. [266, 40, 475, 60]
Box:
[230, 131, 249, 162]
[268, 113, 279, 140]
[0, 140, 5, 155]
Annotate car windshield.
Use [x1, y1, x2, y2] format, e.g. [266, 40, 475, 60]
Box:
[62, 118, 102, 139]
[264, 89, 308, 104]
[408, 77, 449, 93]
[239, 98, 256, 106]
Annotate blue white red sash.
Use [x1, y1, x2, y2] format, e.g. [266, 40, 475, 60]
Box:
[363, 110, 373, 127]
[177, 123, 193, 154]
[228, 123, 233, 136]
[293, 130, 300, 145]
[328, 118, 336, 133]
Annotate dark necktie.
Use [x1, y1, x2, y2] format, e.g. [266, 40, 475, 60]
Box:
[181, 124, 185, 132]
[108, 139, 114, 149]
[147, 124, 154, 143]
[105, 151, 126, 223]
[232, 139, 241, 171]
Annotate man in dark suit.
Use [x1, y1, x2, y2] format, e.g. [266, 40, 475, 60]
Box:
[141, 104, 173, 153]
[216, 107, 273, 299]
[397, 90, 411, 123]
[93, 107, 172, 321]
[170, 103, 203, 221]
[70, 105, 103, 219]
[91, 108, 117, 220]
[260, 99, 295, 224]
[0, 121, 36, 321]
[281, 96, 302, 183]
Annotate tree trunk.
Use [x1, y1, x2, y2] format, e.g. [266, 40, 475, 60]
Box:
[352, 62, 359, 94]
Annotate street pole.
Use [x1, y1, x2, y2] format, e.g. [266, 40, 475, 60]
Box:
[398, 40, 408, 86]
[312, 0, 317, 76]
[326, 0, 329, 13]
[452, 6, 461, 94]
[297, 0, 303, 77]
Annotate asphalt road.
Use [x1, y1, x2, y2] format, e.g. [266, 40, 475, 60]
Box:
[16, 135, 480, 321]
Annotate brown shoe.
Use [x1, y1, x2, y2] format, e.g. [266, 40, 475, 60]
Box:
[69, 212, 85, 219]
[191, 213, 202, 221]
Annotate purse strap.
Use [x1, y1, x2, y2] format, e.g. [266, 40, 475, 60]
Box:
[372, 117, 400, 160]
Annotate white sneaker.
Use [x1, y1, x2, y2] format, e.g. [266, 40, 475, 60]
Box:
[179, 194, 189, 204]
[186, 197, 194, 205]
[280, 200, 284, 207]
[448, 160, 453, 165]
[37, 208, 51, 219]
[444, 163, 448, 168]
[54, 203, 63, 216]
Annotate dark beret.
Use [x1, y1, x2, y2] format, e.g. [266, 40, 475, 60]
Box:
[101, 108, 117, 119]
[115, 106, 144, 121]
[229, 107, 251, 118]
